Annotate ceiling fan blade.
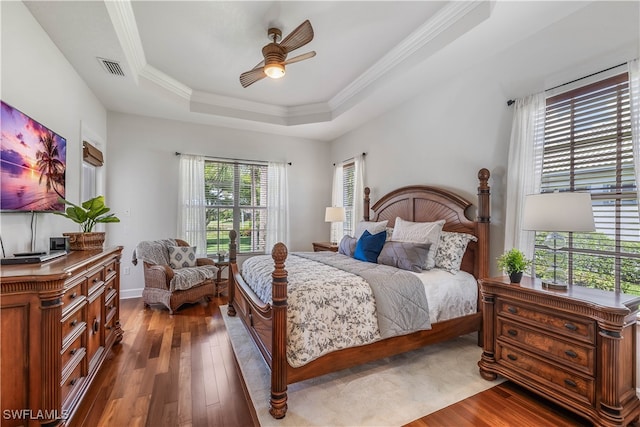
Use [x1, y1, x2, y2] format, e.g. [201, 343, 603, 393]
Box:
[279, 19, 313, 53]
[240, 67, 266, 88]
[283, 51, 316, 65]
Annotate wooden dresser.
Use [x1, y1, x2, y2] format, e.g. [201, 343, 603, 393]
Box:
[479, 276, 640, 427]
[1, 247, 123, 426]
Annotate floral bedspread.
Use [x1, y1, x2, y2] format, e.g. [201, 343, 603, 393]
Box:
[241, 253, 381, 367]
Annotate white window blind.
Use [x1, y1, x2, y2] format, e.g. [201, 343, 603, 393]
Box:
[342, 162, 355, 237]
[204, 160, 268, 254]
[537, 73, 639, 295]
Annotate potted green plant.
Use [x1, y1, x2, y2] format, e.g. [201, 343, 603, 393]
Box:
[497, 248, 532, 283]
[54, 195, 120, 250]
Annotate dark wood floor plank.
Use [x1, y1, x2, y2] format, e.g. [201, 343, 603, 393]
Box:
[75, 296, 636, 427]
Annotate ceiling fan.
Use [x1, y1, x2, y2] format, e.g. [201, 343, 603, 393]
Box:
[240, 19, 316, 88]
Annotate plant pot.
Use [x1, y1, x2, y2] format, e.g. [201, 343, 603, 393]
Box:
[509, 271, 523, 284]
[63, 232, 105, 251]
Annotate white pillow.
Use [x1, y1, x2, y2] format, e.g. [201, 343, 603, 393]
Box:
[390, 218, 445, 269]
[354, 220, 389, 239]
[168, 246, 197, 269]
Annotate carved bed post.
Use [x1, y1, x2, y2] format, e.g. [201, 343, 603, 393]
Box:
[227, 230, 237, 317]
[476, 168, 491, 281]
[270, 242, 289, 419]
[364, 187, 371, 221]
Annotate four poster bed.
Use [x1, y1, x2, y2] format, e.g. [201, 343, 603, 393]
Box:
[226, 168, 491, 419]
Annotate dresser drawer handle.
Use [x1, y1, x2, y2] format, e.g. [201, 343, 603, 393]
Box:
[92, 318, 100, 334]
[564, 323, 578, 331]
[70, 319, 78, 327]
[565, 350, 578, 358]
[507, 354, 517, 361]
[507, 329, 518, 336]
[507, 306, 518, 314]
[70, 292, 78, 299]
[564, 378, 577, 388]
[69, 348, 77, 355]
[69, 378, 78, 386]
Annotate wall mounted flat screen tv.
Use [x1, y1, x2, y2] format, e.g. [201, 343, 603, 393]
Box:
[1, 100, 66, 212]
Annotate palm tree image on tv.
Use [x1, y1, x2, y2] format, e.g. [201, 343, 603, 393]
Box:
[36, 131, 66, 199]
[0, 101, 66, 212]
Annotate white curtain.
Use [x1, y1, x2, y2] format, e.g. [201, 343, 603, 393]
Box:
[177, 154, 207, 256]
[330, 164, 344, 242]
[629, 58, 640, 222]
[265, 162, 289, 253]
[503, 93, 546, 259]
[352, 153, 366, 230]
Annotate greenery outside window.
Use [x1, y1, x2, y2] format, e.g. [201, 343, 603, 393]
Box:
[535, 73, 639, 295]
[204, 160, 267, 254]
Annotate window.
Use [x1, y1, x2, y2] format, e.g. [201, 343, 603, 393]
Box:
[535, 73, 640, 295]
[81, 141, 102, 202]
[204, 161, 267, 254]
[342, 162, 355, 237]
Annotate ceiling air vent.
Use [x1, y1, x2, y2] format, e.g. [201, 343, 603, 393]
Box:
[97, 57, 125, 77]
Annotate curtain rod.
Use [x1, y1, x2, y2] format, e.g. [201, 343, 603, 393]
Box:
[175, 151, 291, 166]
[506, 62, 627, 106]
[333, 152, 366, 166]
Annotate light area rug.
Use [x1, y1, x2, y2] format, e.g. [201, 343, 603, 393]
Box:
[221, 306, 503, 427]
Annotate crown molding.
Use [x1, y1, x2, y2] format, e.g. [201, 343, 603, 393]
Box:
[329, 0, 486, 110]
[140, 65, 192, 101]
[105, 0, 487, 127]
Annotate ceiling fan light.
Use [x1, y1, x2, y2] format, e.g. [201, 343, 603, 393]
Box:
[264, 63, 285, 79]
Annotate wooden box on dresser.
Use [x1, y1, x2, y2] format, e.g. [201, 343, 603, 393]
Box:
[1, 247, 123, 426]
[478, 275, 640, 427]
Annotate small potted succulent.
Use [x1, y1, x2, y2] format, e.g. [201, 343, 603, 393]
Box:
[55, 195, 120, 250]
[497, 248, 532, 284]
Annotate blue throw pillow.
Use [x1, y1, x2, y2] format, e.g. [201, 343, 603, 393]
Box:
[354, 230, 387, 263]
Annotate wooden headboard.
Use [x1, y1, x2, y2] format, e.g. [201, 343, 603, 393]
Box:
[363, 168, 490, 279]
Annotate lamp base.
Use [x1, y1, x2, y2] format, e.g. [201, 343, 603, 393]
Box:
[542, 280, 568, 291]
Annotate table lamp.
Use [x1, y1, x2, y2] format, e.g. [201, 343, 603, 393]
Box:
[522, 192, 595, 290]
[325, 207, 346, 245]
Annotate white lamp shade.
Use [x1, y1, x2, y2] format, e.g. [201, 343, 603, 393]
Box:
[325, 207, 346, 223]
[522, 192, 595, 232]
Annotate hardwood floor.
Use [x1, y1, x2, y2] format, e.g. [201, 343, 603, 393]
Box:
[72, 296, 638, 427]
[71, 296, 254, 427]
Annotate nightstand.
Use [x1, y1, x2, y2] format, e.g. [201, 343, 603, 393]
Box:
[212, 258, 229, 296]
[478, 275, 640, 427]
[312, 242, 338, 252]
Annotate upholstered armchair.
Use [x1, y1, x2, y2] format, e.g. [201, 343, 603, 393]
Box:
[132, 239, 217, 314]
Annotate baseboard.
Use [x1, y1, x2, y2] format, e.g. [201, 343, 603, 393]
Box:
[120, 288, 143, 299]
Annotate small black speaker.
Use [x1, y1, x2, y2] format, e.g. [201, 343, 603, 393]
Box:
[50, 237, 70, 253]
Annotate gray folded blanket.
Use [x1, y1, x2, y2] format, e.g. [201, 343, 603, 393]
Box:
[132, 239, 218, 291]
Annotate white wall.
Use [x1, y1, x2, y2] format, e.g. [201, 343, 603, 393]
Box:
[329, 1, 639, 276]
[106, 112, 331, 297]
[0, 1, 108, 255]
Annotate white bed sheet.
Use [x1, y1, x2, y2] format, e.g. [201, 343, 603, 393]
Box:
[414, 268, 478, 324]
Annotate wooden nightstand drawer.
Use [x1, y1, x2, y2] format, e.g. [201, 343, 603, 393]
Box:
[479, 276, 640, 426]
[496, 342, 594, 406]
[497, 319, 594, 375]
[497, 299, 595, 344]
